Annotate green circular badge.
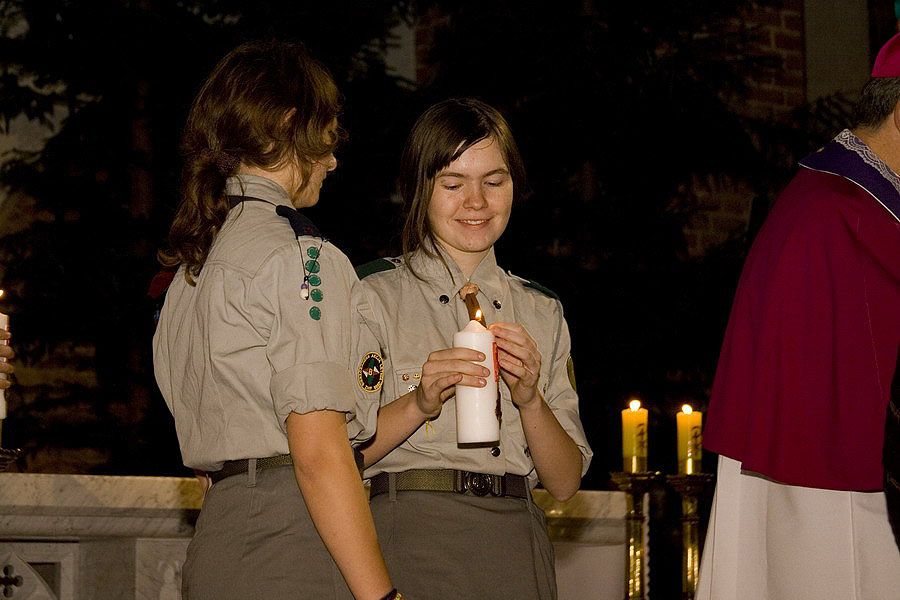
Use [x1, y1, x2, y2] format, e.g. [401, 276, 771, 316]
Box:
[310, 288, 324, 302]
[307, 246, 320, 259]
[309, 306, 321, 321]
[308, 274, 321, 286]
[305, 260, 320, 274]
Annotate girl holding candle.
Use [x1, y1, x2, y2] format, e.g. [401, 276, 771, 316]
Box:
[352, 98, 593, 600]
[152, 41, 401, 600]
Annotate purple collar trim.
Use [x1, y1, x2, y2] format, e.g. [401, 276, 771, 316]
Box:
[799, 131, 900, 223]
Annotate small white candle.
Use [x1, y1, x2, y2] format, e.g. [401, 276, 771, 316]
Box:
[452, 319, 499, 444]
[0, 310, 7, 448]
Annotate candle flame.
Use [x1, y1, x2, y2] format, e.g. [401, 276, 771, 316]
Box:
[629, 399, 642, 411]
[0, 290, 5, 299]
[682, 404, 693, 415]
[475, 309, 482, 321]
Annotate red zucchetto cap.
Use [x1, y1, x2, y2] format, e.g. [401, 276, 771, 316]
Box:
[872, 32, 900, 77]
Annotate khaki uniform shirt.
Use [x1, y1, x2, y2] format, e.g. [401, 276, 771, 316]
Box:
[359, 245, 592, 483]
[153, 176, 381, 472]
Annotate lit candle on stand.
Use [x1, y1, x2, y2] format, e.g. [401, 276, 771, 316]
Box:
[676, 404, 702, 474]
[622, 398, 648, 472]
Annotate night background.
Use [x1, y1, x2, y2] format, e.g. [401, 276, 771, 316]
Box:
[0, 0, 895, 595]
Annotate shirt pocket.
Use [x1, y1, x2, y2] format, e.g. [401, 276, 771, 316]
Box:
[395, 366, 422, 395]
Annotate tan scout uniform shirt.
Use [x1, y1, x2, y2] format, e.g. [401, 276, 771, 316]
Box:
[359, 245, 592, 483]
[153, 176, 381, 472]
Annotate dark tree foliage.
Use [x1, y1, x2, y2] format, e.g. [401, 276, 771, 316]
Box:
[0, 0, 415, 474]
[0, 0, 840, 492]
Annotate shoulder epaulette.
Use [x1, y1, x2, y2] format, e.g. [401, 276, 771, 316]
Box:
[356, 258, 399, 279]
[507, 271, 560, 300]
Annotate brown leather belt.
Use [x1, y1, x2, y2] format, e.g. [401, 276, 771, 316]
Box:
[209, 454, 293, 484]
[210, 449, 365, 484]
[369, 469, 529, 499]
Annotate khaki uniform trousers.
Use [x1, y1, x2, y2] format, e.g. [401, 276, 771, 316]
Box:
[361, 489, 556, 600]
[183, 465, 345, 599]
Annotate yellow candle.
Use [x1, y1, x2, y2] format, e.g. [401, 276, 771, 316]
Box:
[676, 404, 703, 474]
[622, 399, 648, 472]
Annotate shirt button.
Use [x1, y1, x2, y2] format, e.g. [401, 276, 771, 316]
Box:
[439, 294, 450, 304]
[493, 300, 502, 309]
[490, 446, 501, 457]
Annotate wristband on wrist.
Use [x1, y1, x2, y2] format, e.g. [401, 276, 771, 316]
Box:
[379, 589, 402, 600]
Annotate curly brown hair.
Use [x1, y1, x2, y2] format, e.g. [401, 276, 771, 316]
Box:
[159, 40, 343, 284]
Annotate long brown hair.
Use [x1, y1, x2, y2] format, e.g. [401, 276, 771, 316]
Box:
[159, 40, 343, 283]
[399, 98, 525, 271]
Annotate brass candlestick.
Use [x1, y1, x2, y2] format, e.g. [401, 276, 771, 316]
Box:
[667, 473, 714, 600]
[611, 471, 664, 600]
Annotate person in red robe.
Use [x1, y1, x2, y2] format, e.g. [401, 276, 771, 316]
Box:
[697, 33, 900, 600]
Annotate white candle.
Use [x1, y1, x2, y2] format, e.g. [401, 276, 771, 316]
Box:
[0, 311, 7, 447]
[0, 311, 7, 415]
[452, 319, 499, 444]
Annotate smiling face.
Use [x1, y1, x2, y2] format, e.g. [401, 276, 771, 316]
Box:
[426, 136, 513, 276]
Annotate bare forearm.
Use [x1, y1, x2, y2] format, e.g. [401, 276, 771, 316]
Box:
[360, 391, 428, 468]
[288, 412, 393, 600]
[518, 397, 583, 501]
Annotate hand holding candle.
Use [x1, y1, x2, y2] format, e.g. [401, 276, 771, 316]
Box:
[622, 398, 648, 472]
[676, 404, 703, 474]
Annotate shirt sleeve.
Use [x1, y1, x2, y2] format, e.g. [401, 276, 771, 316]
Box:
[345, 278, 384, 445]
[544, 301, 594, 476]
[253, 242, 359, 428]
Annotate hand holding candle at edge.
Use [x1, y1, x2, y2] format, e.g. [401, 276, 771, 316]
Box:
[676, 404, 703, 474]
[622, 398, 648, 472]
[0, 305, 13, 449]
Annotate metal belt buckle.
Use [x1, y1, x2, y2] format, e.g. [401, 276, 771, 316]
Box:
[460, 471, 503, 496]
[461, 471, 492, 496]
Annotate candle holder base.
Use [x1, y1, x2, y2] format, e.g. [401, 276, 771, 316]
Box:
[611, 471, 664, 600]
[0, 448, 22, 472]
[667, 473, 715, 600]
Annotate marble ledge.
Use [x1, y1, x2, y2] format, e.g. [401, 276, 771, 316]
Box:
[0, 473, 202, 540]
[0, 473, 625, 544]
[533, 488, 626, 545]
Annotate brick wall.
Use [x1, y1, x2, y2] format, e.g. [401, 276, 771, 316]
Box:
[739, 0, 807, 117]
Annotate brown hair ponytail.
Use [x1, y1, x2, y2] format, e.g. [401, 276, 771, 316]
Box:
[159, 40, 343, 284]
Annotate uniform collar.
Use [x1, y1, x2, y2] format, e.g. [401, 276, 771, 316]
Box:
[408, 242, 507, 304]
[225, 174, 294, 208]
[225, 174, 322, 238]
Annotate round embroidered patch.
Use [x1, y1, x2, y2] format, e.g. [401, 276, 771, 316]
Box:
[305, 260, 320, 274]
[310, 288, 324, 302]
[357, 352, 384, 393]
[309, 306, 321, 321]
[307, 246, 320, 259]
[308, 274, 321, 286]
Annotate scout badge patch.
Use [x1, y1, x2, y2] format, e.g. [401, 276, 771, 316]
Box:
[358, 352, 384, 392]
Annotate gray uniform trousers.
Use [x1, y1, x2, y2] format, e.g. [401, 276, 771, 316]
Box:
[183, 465, 345, 599]
[355, 490, 556, 600]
